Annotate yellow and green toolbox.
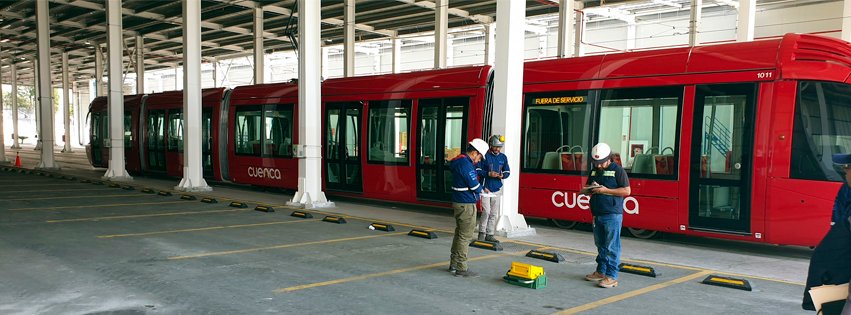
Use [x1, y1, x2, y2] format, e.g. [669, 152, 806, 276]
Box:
[503, 262, 547, 289]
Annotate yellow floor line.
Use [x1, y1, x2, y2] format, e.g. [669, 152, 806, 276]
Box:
[0, 188, 108, 194]
[10, 200, 188, 211]
[47, 208, 251, 223]
[504, 239, 803, 286]
[169, 232, 409, 260]
[2, 193, 147, 201]
[0, 183, 84, 188]
[98, 219, 322, 238]
[554, 270, 713, 315]
[275, 248, 540, 293]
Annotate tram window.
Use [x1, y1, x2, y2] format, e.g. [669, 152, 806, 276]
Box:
[791, 81, 851, 182]
[168, 111, 184, 152]
[368, 100, 411, 164]
[264, 105, 294, 158]
[235, 106, 262, 156]
[124, 114, 133, 147]
[599, 86, 682, 178]
[522, 91, 593, 172]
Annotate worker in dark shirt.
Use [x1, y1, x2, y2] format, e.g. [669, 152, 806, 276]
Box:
[583, 142, 631, 289]
[803, 153, 851, 312]
[447, 138, 489, 278]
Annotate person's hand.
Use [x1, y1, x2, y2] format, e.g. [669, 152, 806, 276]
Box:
[591, 186, 606, 195]
[489, 171, 498, 178]
[484, 188, 491, 193]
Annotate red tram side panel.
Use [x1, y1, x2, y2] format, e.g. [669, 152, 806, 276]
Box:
[87, 95, 144, 174]
[227, 83, 300, 190]
[142, 88, 226, 180]
[87, 33, 851, 247]
[320, 66, 492, 205]
[518, 33, 851, 246]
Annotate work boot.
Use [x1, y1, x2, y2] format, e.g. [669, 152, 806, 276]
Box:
[584, 271, 605, 282]
[454, 269, 479, 278]
[447, 266, 457, 274]
[598, 277, 619, 288]
[477, 232, 485, 241]
[484, 235, 500, 243]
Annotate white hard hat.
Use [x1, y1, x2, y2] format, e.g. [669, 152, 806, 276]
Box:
[591, 143, 611, 165]
[469, 138, 490, 160]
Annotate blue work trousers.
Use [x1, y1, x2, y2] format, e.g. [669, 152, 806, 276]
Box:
[593, 214, 623, 279]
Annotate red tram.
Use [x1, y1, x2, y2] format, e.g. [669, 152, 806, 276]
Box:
[88, 33, 851, 246]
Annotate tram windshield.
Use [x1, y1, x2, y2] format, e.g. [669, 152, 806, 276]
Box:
[791, 81, 851, 182]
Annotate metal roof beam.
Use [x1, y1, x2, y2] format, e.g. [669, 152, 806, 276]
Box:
[583, 6, 636, 24]
[652, 0, 683, 8]
[395, 0, 493, 24]
[713, 0, 739, 9]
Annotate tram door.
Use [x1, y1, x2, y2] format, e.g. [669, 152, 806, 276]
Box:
[90, 112, 105, 165]
[417, 98, 468, 201]
[325, 102, 363, 192]
[689, 83, 757, 233]
[146, 110, 166, 171]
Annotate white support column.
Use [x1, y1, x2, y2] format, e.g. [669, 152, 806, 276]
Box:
[62, 51, 72, 153]
[176, 0, 211, 192]
[737, 0, 755, 42]
[493, 0, 535, 238]
[557, 0, 575, 58]
[35, 0, 56, 169]
[483, 23, 495, 65]
[689, 0, 702, 47]
[0, 50, 5, 163]
[574, 9, 586, 57]
[391, 36, 401, 73]
[212, 58, 218, 87]
[33, 59, 41, 150]
[95, 44, 104, 97]
[103, 0, 131, 180]
[254, 7, 264, 84]
[446, 35, 454, 67]
[321, 46, 329, 79]
[843, 0, 851, 41]
[136, 35, 144, 94]
[11, 62, 19, 150]
[289, 0, 333, 209]
[343, 0, 355, 77]
[434, 0, 448, 69]
[626, 22, 636, 51]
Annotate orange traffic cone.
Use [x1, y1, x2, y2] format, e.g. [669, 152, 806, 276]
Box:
[14, 152, 21, 168]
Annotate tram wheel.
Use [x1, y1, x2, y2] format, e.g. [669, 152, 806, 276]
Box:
[627, 227, 658, 239]
[550, 219, 578, 229]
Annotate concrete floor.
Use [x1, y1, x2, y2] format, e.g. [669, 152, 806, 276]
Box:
[0, 147, 813, 314]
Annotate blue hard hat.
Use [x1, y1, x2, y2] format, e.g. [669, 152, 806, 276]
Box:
[833, 153, 851, 165]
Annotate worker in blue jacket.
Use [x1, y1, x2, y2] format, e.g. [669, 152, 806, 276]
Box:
[802, 153, 851, 312]
[447, 138, 489, 278]
[476, 135, 511, 243]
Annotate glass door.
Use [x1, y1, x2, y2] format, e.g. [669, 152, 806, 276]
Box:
[90, 112, 104, 165]
[325, 102, 363, 192]
[202, 109, 213, 177]
[689, 83, 757, 233]
[146, 110, 166, 171]
[417, 98, 468, 201]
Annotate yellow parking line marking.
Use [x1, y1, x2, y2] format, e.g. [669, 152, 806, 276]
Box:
[47, 209, 251, 223]
[554, 270, 712, 315]
[0, 183, 83, 188]
[507, 239, 804, 286]
[0, 188, 108, 194]
[169, 232, 409, 260]
[275, 248, 542, 293]
[3, 193, 145, 201]
[10, 200, 187, 211]
[98, 219, 322, 238]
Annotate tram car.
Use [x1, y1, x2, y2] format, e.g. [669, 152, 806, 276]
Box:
[88, 33, 851, 247]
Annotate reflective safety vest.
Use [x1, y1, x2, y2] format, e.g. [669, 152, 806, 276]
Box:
[450, 154, 482, 203]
